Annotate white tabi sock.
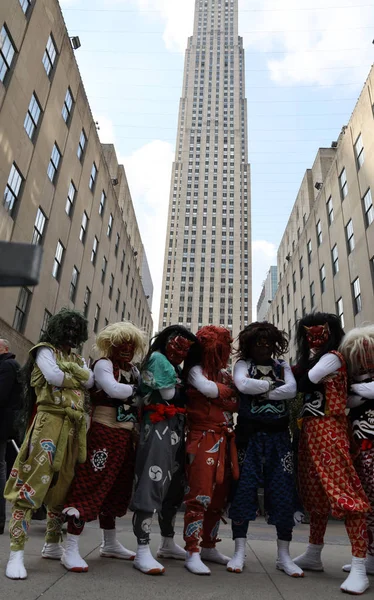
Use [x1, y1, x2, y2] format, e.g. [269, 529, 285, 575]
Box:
[343, 554, 374, 576]
[60, 533, 88, 573]
[6, 550, 27, 580]
[100, 529, 135, 560]
[227, 538, 246, 573]
[133, 544, 165, 575]
[200, 547, 230, 565]
[41, 542, 64, 560]
[276, 539, 304, 578]
[293, 543, 324, 571]
[341, 556, 370, 594]
[157, 536, 186, 560]
[185, 551, 211, 575]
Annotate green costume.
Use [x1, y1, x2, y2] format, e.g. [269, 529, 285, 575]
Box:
[4, 343, 90, 551]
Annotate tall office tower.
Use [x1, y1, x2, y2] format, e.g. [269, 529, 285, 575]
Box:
[159, 0, 251, 335]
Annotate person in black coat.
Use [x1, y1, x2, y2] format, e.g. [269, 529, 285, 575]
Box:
[0, 339, 21, 534]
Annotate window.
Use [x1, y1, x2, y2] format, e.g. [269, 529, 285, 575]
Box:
[299, 256, 304, 280]
[120, 250, 125, 272]
[339, 168, 348, 200]
[107, 213, 113, 238]
[91, 236, 98, 264]
[99, 190, 106, 215]
[354, 133, 364, 170]
[0, 25, 16, 83]
[47, 143, 61, 183]
[3, 163, 23, 215]
[287, 284, 290, 304]
[302, 296, 306, 317]
[336, 297, 344, 328]
[316, 220, 322, 246]
[79, 211, 88, 243]
[101, 256, 107, 283]
[52, 241, 64, 280]
[121, 302, 126, 321]
[83, 287, 91, 317]
[65, 181, 76, 216]
[77, 129, 86, 161]
[326, 196, 334, 225]
[115, 233, 120, 257]
[62, 88, 73, 123]
[42, 34, 57, 77]
[32, 207, 47, 245]
[13, 287, 31, 333]
[19, 0, 31, 14]
[346, 219, 355, 254]
[93, 304, 100, 333]
[24, 93, 41, 141]
[109, 274, 114, 299]
[89, 163, 97, 191]
[320, 264, 326, 293]
[40, 309, 51, 337]
[69, 266, 79, 302]
[352, 277, 362, 314]
[310, 281, 315, 309]
[115, 289, 120, 312]
[307, 240, 312, 264]
[363, 189, 374, 227]
[292, 271, 296, 292]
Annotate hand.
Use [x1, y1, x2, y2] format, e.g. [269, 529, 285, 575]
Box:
[61, 362, 90, 383]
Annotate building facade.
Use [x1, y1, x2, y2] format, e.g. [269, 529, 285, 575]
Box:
[159, 0, 251, 336]
[266, 66, 374, 362]
[0, 0, 153, 364]
[257, 265, 278, 322]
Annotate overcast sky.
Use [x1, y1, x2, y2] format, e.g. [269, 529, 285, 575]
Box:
[60, 0, 374, 325]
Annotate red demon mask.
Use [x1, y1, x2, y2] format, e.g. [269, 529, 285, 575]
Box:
[304, 323, 330, 349]
[165, 335, 194, 365]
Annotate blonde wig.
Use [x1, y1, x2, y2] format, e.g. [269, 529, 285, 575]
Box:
[339, 325, 374, 375]
[95, 321, 148, 363]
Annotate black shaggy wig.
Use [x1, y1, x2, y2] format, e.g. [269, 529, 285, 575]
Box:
[141, 325, 198, 372]
[236, 321, 289, 361]
[295, 312, 345, 371]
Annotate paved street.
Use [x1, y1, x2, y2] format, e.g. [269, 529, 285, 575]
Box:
[0, 512, 368, 600]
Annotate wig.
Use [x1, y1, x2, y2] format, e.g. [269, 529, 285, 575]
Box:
[236, 322, 289, 360]
[95, 321, 147, 363]
[295, 312, 344, 370]
[142, 325, 197, 371]
[339, 325, 374, 376]
[40, 308, 88, 348]
[184, 325, 232, 382]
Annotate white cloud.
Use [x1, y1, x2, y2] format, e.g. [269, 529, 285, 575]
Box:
[122, 140, 175, 330]
[251, 240, 277, 321]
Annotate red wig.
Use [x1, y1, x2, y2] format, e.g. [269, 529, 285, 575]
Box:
[196, 326, 232, 381]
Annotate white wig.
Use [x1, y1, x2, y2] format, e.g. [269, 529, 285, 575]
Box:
[339, 325, 374, 375]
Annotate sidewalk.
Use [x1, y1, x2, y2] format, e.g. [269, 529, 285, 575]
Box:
[0, 513, 366, 600]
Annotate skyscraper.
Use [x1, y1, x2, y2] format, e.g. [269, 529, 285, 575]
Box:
[159, 0, 251, 335]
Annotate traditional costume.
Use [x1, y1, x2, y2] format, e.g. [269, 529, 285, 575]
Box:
[293, 313, 370, 595]
[182, 326, 238, 575]
[131, 325, 197, 575]
[340, 325, 374, 578]
[228, 322, 302, 577]
[62, 322, 147, 572]
[4, 309, 93, 580]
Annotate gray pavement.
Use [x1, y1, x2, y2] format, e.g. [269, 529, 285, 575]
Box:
[0, 513, 369, 600]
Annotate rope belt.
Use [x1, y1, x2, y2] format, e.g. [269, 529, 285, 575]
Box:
[143, 403, 186, 424]
[37, 405, 87, 471]
[189, 421, 239, 485]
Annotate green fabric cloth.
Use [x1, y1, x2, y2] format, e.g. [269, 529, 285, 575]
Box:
[140, 352, 177, 393]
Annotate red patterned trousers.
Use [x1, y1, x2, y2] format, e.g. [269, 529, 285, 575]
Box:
[355, 447, 374, 556]
[299, 416, 370, 557]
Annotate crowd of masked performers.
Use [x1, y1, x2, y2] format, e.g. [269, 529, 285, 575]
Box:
[3, 307, 374, 595]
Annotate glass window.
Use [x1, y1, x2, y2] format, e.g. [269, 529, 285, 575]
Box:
[331, 244, 339, 275]
[89, 163, 97, 191]
[326, 196, 334, 225]
[69, 266, 79, 302]
[316, 220, 322, 246]
[40, 309, 51, 336]
[0, 25, 16, 83]
[307, 240, 312, 264]
[52, 241, 64, 280]
[101, 256, 107, 283]
[310, 281, 315, 309]
[115, 233, 120, 257]
[99, 190, 106, 215]
[32, 207, 47, 245]
[83, 287, 91, 317]
[93, 304, 100, 333]
[320, 264, 326, 293]
[336, 297, 344, 328]
[13, 287, 31, 333]
[352, 277, 362, 314]
[62, 88, 73, 123]
[109, 274, 114, 299]
[354, 134, 364, 170]
[24, 92, 41, 141]
[107, 213, 113, 238]
[363, 189, 374, 227]
[77, 129, 86, 161]
[121, 301, 126, 321]
[65, 181, 76, 216]
[346, 219, 355, 254]
[339, 168, 348, 200]
[292, 271, 296, 292]
[79, 211, 88, 243]
[302, 296, 306, 317]
[115, 289, 120, 312]
[47, 143, 61, 183]
[120, 250, 125, 272]
[19, 0, 31, 14]
[3, 162, 23, 216]
[299, 256, 304, 280]
[42, 34, 57, 77]
[91, 236, 99, 264]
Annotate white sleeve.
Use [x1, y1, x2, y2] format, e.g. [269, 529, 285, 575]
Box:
[268, 362, 297, 401]
[188, 365, 219, 398]
[350, 382, 374, 400]
[347, 395, 367, 408]
[81, 358, 94, 390]
[233, 360, 270, 395]
[94, 360, 133, 399]
[160, 387, 176, 401]
[36, 347, 65, 387]
[308, 353, 342, 384]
